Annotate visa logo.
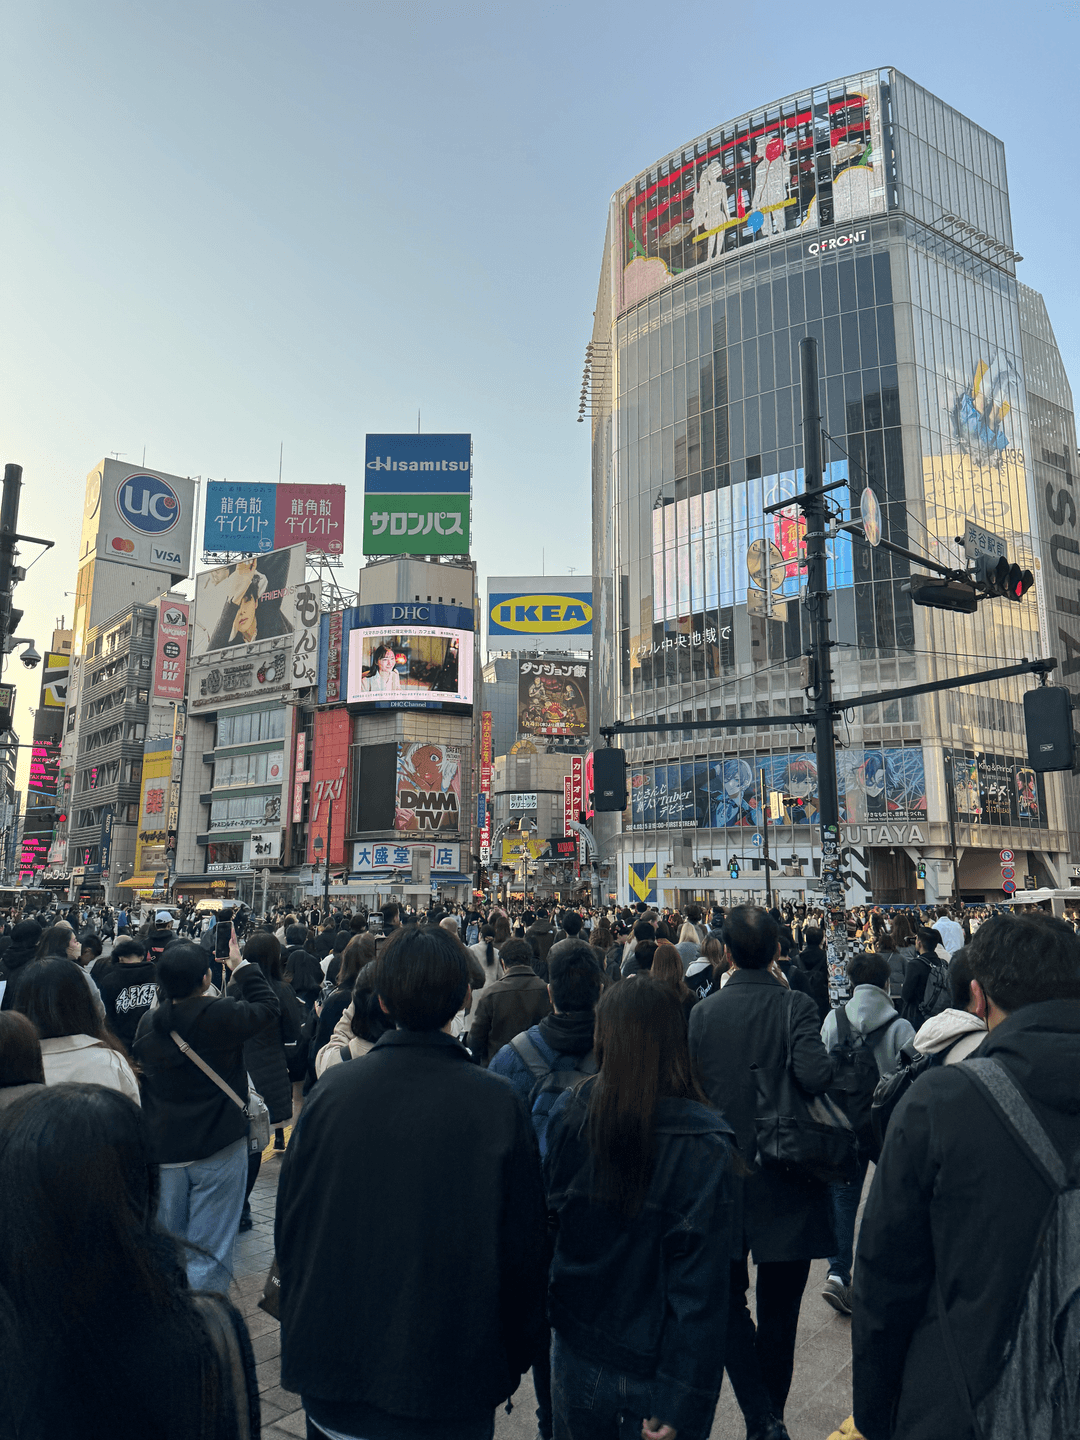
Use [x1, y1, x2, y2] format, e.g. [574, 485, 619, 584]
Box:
[490, 594, 592, 633]
[153, 548, 183, 566]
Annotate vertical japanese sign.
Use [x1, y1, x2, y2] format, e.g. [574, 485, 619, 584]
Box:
[306, 709, 351, 865]
[134, 742, 173, 877]
[325, 610, 344, 702]
[153, 600, 190, 702]
[571, 758, 585, 865]
[480, 711, 493, 861]
[292, 731, 309, 825]
[291, 578, 322, 689]
[564, 775, 573, 838]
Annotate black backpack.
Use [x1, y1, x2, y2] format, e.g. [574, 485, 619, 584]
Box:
[509, 1030, 598, 1157]
[870, 1040, 943, 1152]
[828, 1007, 899, 1159]
[920, 955, 952, 1019]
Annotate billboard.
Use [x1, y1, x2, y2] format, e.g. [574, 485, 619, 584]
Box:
[363, 434, 471, 556]
[518, 659, 589, 737]
[152, 599, 190, 702]
[616, 72, 886, 314]
[943, 748, 1048, 830]
[347, 625, 473, 709]
[202, 480, 346, 555]
[355, 742, 398, 833]
[306, 709, 351, 865]
[479, 711, 493, 859]
[395, 743, 462, 833]
[488, 577, 593, 652]
[353, 841, 460, 873]
[80, 460, 195, 579]
[40, 652, 69, 709]
[134, 741, 173, 877]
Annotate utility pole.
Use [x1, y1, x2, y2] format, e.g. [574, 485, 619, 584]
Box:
[0, 465, 23, 646]
[761, 783, 773, 911]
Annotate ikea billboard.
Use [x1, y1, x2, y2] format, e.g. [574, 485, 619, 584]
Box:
[487, 576, 592, 653]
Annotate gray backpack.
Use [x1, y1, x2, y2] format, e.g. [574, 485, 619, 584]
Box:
[939, 1058, 1080, 1438]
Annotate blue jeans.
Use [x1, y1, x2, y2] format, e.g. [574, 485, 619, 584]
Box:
[551, 1332, 713, 1440]
[828, 1153, 871, 1286]
[157, 1136, 248, 1293]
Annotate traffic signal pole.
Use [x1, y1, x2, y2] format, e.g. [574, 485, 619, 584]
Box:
[0, 465, 23, 647]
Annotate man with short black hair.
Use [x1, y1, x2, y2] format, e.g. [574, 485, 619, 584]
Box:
[468, 937, 552, 1065]
[276, 926, 547, 1440]
[853, 912, 1080, 1439]
[526, 906, 555, 964]
[621, 918, 656, 977]
[96, 937, 159, 1049]
[932, 906, 965, 956]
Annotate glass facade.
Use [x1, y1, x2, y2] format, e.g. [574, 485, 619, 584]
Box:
[592, 69, 1073, 907]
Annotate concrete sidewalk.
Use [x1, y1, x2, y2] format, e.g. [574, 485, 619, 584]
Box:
[232, 1149, 857, 1440]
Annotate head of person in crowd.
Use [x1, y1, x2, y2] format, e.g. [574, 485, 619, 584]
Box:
[351, 960, 395, 1045]
[632, 919, 655, 945]
[945, 946, 985, 1016]
[653, 920, 672, 942]
[700, 933, 729, 979]
[349, 911, 368, 934]
[548, 942, 603, 1016]
[284, 924, 309, 949]
[0, 1010, 45, 1110]
[560, 911, 584, 939]
[155, 909, 174, 930]
[498, 937, 534, 973]
[439, 915, 460, 937]
[242, 930, 284, 980]
[337, 932, 375, 994]
[79, 934, 103, 968]
[847, 950, 891, 992]
[685, 903, 702, 930]
[380, 901, 401, 935]
[651, 941, 693, 1003]
[802, 925, 824, 953]
[34, 924, 79, 963]
[149, 943, 212, 1031]
[587, 977, 706, 1217]
[5, 918, 42, 960]
[491, 913, 512, 948]
[10, 958, 123, 1054]
[678, 920, 701, 948]
[724, 904, 780, 970]
[632, 939, 658, 974]
[111, 937, 148, 966]
[915, 925, 942, 957]
[967, 912, 1080, 1026]
[890, 913, 915, 948]
[477, 925, 497, 966]
[591, 916, 614, 952]
[374, 925, 469, 1033]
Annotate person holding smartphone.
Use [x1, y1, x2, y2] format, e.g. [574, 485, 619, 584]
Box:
[133, 926, 279, 1293]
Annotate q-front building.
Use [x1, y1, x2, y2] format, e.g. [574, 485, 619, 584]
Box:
[587, 68, 1079, 911]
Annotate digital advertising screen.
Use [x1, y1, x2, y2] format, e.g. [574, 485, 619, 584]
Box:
[517, 659, 589, 737]
[346, 625, 473, 709]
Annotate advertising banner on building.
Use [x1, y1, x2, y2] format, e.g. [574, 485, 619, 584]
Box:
[347, 620, 473, 710]
[564, 775, 573, 837]
[363, 434, 471, 556]
[353, 841, 460, 873]
[290, 578, 321, 688]
[152, 599, 190, 702]
[943, 748, 1047, 829]
[324, 610, 345, 702]
[501, 834, 546, 863]
[488, 578, 593, 652]
[134, 741, 173, 877]
[40, 652, 69, 709]
[247, 830, 280, 862]
[80, 460, 196, 580]
[291, 731, 309, 826]
[203, 481, 346, 555]
[479, 711, 492, 860]
[395, 743, 462, 833]
[518, 659, 589, 737]
[571, 757, 585, 864]
[306, 709, 352, 866]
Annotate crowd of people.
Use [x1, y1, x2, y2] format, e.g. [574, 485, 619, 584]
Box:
[0, 891, 1078, 1440]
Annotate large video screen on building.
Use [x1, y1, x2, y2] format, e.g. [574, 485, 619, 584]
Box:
[346, 625, 473, 708]
[396, 743, 461, 832]
[517, 659, 590, 737]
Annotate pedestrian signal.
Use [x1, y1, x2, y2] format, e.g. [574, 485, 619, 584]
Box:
[728, 858, 739, 879]
[916, 859, 926, 881]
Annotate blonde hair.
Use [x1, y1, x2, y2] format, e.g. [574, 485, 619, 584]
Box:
[678, 921, 702, 946]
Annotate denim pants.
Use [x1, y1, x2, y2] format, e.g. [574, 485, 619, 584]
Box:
[157, 1136, 248, 1293]
[828, 1153, 871, 1285]
[307, 1411, 494, 1440]
[724, 1256, 811, 1427]
[550, 1331, 713, 1440]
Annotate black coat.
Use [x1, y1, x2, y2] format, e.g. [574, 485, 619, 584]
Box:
[797, 943, 831, 1023]
[275, 1029, 547, 1426]
[227, 973, 303, 1124]
[852, 999, 1080, 1440]
[688, 967, 836, 1262]
[899, 953, 932, 1025]
[0, 939, 41, 1009]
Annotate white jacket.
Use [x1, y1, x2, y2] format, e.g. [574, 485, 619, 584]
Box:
[39, 1034, 141, 1103]
[912, 1008, 987, 1064]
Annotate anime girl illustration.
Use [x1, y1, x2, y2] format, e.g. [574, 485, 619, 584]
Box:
[711, 758, 760, 828]
[395, 743, 461, 832]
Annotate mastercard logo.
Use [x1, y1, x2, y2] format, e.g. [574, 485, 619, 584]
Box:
[111, 537, 136, 553]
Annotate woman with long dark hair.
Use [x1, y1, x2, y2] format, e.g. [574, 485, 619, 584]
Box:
[0, 1084, 260, 1440]
[9, 957, 139, 1101]
[544, 978, 735, 1440]
[650, 940, 697, 1026]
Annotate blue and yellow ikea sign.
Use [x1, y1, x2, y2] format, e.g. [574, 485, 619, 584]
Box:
[488, 591, 593, 638]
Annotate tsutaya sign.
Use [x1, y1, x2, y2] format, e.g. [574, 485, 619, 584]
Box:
[841, 822, 925, 844]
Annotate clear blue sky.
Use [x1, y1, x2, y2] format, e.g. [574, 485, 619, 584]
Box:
[2, 0, 1077, 790]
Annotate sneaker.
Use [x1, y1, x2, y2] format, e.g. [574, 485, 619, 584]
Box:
[238, 1204, 254, 1232]
[822, 1273, 852, 1315]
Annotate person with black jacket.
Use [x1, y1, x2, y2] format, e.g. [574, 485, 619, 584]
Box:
[796, 925, 831, 1023]
[94, 937, 158, 1049]
[899, 926, 948, 1025]
[852, 911, 1080, 1440]
[689, 904, 835, 1440]
[133, 934, 279, 1293]
[282, 925, 323, 1008]
[545, 976, 735, 1440]
[275, 925, 547, 1440]
[0, 919, 43, 1010]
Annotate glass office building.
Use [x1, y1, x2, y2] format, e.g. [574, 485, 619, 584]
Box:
[588, 69, 1079, 909]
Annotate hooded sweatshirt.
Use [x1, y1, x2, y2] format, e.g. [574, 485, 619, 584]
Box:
[820, 983, 915, 1077]
[912, 1007, 987, 1064]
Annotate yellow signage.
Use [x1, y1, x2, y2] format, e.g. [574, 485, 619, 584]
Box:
[133, 744, 174, 877]
[488, 594, 592, 636]
[501, 835, 546, 863]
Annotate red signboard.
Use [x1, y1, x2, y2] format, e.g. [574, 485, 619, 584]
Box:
[306, 709, 351, 865]
[564, 775, 573, 838]
[571, 757, 585, 865]
[479, 711, 493, 854]
[274, 483, 346, 555]
[153, 599, 190, 702]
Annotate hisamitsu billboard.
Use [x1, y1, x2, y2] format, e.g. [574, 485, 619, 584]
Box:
[364, 435, 471, 493]
[363, 434, 471, 557]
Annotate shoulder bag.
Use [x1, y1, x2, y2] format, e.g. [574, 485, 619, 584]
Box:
[753, 990, 860, 1184]
[169, 1031, 271, 1155]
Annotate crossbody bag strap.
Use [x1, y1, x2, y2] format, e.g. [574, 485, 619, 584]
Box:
[170, 1029, 248, 1114]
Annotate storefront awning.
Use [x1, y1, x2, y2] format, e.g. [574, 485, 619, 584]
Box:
[117, 875, 163, 889]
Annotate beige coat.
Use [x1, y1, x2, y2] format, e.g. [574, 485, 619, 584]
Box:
[315, 1003, 374, 1076]
[39, 1034, 141, 1103]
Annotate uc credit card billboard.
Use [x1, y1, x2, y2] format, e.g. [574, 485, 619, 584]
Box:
[487, 575, 593, 653]
[80, 459, 195, 579]
[363, 434, 471, 556]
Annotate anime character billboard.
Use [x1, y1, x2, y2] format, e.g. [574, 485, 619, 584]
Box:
[395, 743, 461, 833]
[837, 749, 927, 824]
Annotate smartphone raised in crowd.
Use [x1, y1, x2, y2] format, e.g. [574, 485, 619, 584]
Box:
[215, 909, 235, 959]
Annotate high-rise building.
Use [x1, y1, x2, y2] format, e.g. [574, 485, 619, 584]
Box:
[588, 69, 1078, 910]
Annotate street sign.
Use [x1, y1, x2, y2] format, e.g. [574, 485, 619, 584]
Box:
[1001, 866, 1015, 880]
[1002, 880, 1017, 894]
[751, 833, 764, 847]
[746, 538, 786, 591]
[746, 586, 789, 621]
[999, 849, 1014, 862]
[963, 520, 1007, 564]
[860, 488, 881, 547]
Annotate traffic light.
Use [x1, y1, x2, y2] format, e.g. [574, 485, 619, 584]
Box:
[0, 682, 13, 734]
[592, 747, 627, 811]
[917, 859, 926, 881]
[907, 575, 978, 613]
[974, 554, 1034, 602]
[1024, 686, 1077, 772]
[728, 858, 739, 879]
